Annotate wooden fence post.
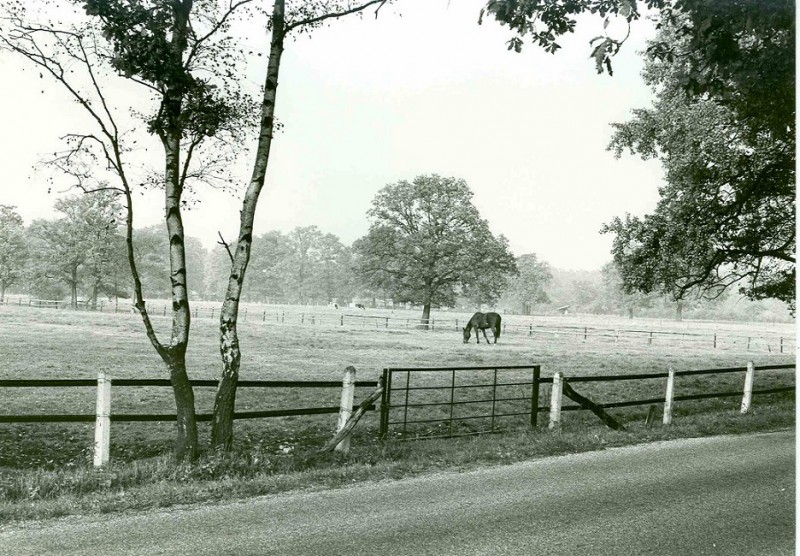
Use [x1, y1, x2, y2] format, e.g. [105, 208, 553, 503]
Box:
[780, 337, 784, 353]
[530, 367, 540, 427]
[93, 370, 111, 468]
[335, 366, 357, 454]
[713, 334, 717, 348]
[741, 361, 755, 414]
[648, 331, 653, 345]
[663, 368, 675, 425]
[746, 337, 751, 351]
[549, 372, 563, 429]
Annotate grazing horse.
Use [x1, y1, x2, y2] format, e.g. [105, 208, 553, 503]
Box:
[355, 303, 365, 310]
[463, 312, 502, 344]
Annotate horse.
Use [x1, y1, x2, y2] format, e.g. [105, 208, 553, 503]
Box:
[355, 303, 365, 310]
[462, 312, 501, 344]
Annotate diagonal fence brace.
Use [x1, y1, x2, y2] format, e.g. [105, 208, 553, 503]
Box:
[562, 379, 625, 431]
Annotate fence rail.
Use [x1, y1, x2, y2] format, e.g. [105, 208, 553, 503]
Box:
[0, 373, 378, 465]
[4, 297, 793, 353]
[379, 363, 796, 441]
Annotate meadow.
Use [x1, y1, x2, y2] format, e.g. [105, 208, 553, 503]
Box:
[0, 302, 794, 521]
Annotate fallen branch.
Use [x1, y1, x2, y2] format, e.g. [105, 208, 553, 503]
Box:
[319, 376, 384, 453]
[562, 380, 625, 431]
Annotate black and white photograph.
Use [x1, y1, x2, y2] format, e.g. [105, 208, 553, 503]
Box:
[0, 0, 794, 554]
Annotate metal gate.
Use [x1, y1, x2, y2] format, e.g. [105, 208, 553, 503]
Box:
[379, 365, 541, 440]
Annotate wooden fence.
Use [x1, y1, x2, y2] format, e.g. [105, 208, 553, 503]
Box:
[379, 363, 795, 440]
[0, 372, 378, 467]
[545, 363, 795, 428]
[5, 298, 793, 353]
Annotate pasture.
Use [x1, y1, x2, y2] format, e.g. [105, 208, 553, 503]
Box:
[0, 302, 794, 470]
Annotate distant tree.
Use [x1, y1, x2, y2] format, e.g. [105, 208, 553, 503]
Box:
[502, 253, 551, 315]
[133, 225, 207, 301]
[245, 231, 292, 303]
[570, 279, 599, 310]
[0, 206, 27, 302]
[25, 193, 121, 307]
[355, 175, 517, 326]
[598, 262, 655, 319]
[76, 191, 124, 308]
[284, 226, 324, 304]
[315, 234, 354, 304]
[26, 218, 84, 306]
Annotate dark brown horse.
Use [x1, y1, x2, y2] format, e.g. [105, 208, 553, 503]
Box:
[463, 312, 501, 344]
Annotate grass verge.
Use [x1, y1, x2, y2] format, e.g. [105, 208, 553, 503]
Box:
[0, 401, 793, 525]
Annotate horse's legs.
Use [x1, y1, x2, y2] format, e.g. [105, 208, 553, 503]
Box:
[482, 329, 490, 344]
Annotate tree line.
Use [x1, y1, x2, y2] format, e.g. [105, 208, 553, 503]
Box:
[2, 183, 787, 323]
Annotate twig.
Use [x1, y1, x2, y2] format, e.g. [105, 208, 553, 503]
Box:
[217, 231, 234, 263]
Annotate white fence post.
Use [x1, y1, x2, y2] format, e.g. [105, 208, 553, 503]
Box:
[741, 361, 755, 414]
[93, 370, 111, 467]
[335, 366, 357, 454]
[549, 372, 563, 429]
[663, 368, 675, 425]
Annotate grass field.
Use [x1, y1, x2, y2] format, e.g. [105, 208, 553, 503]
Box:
[0, 303, 794, 521]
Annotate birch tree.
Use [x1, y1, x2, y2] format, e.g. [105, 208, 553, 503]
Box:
[1, 0, 256, 461]
[211, 0, 392, 450]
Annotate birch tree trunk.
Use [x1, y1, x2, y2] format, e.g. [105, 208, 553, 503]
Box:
[162, 132, 197, 461]
[211, 0, 286, 451]
[151, 0, 198, 462]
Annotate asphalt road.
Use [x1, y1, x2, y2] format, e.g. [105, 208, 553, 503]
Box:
[1, 431, 794, 556]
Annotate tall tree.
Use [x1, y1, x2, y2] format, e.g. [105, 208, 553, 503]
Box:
[1, 0, 256, 461]
[0, 206, 28, 302]
[210, 0, 393, 451]
[485, 1, 795, 310]
[354, 175, 517, 325]
[603, 15, 794, 310]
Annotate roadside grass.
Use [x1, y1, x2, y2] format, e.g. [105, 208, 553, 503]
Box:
[0, 403, 792, 524]
[0, 304, 794, 523]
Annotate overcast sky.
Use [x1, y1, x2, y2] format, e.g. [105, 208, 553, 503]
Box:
[0, 0, 664, 271]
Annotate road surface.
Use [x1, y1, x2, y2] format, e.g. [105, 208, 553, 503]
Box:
[1, 430, 794, 555]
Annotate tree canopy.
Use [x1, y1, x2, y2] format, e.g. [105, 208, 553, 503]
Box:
[602, 12, 795, 310]
[354, 175, 517, 323]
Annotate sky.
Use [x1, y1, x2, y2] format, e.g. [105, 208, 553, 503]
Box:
[0, 0, 665, 271]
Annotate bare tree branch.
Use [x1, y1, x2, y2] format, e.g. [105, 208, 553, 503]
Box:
[218, 231, 234, 263]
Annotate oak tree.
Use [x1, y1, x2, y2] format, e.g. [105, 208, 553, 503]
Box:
[354, 175, 517, 325]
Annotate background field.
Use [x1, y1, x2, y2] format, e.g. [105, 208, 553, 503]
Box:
[0, 303, 794, 469]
